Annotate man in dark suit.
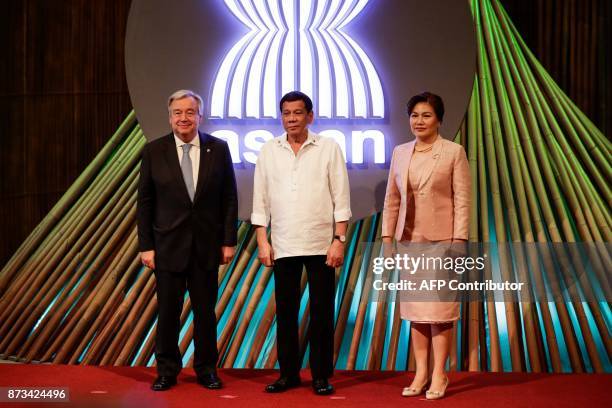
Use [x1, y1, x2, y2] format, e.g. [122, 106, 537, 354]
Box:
[137, 89, 237, 391]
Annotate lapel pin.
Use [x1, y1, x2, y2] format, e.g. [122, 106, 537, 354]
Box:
[206, 148, 211, 153]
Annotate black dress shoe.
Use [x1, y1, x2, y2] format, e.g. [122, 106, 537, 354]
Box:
[265, 376, 301, 393]
[312, 378, 334, 395]
[197, 373, 223, 389]
[151, 376, 177, 391]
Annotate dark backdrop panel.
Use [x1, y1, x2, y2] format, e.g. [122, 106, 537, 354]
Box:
[503, 0, 610, 135]
[0, 0, 133, 268]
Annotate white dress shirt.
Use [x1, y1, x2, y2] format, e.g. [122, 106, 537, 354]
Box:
[251, 130, 351, 259]
[174, 133, 200, 188]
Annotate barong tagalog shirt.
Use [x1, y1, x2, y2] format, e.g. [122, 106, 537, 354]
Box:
[251, 131, 351, 259]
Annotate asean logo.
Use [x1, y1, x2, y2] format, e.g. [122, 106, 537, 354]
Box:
[210, 0, 385, 120]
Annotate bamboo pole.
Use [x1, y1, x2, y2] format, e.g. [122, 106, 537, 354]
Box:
[244, 292, 276, 368]
[333, 220, 364, 365]
[133, 310, 158, 367]
[8, 165, 141, 359]
[494, 1, 588, 373]
[0, 128, 143, 315]
[0, 161, 141, 356]
[0, 131, 144, 340]
[346, 217, 377, 369]
[0, 112, 138, 295]
[366, 218, 389, 370]
[81, 277, 146, 365]
[476, 0, 524, 371]
[215, 249, 262, 360]
[222, 266, 273, 367]
[465, 77, 484, 372]
[27, 202, 139, 362]
[465, 61, 503, 371]
[114, 285, 158, 366]
[65, 246, 145, 364]
[42, 231, 140, 364]
[214, 230, 257, 322]
[98, 269, 158, 366]
[485, 1, 550, 371]
[384, 298, 402, 370]
[498, 0, 602, 370]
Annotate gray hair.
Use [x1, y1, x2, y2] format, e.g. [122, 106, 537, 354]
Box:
[167, 89, 204, 116]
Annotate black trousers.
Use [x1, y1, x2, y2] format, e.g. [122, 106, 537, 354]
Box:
[273, 255, 335, 379]
[154, 252, 219, 377]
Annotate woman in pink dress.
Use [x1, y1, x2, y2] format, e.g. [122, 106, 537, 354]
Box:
[381, 92, 471, 400]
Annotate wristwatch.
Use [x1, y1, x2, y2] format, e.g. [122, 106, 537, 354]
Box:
[333, 234, 346, 243]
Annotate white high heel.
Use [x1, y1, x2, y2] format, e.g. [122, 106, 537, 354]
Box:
[425, 376, 449, 400]
[401, 379, 429, 397]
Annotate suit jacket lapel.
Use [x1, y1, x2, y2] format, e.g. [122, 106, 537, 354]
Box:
[162, 134, 192, 205]
[418, 139, 444, 190]
[401, 141, 416, 196]
[194, 131, 213, 202]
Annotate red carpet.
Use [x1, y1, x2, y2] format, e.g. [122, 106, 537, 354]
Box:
[0, 365, 609, 407]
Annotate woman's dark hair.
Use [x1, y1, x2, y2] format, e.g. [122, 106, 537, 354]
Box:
[406, 92, 445, 122]
[279, 91, 313, 113]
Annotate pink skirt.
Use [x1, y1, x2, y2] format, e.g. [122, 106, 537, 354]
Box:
[397, 239, 460, 323]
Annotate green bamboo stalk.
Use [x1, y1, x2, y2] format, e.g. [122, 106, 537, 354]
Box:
[85, 270, 155, 365]
[65, 253, 144, 364]
[384, 297, 402, 370]
[114, 283, 158, 366]
[0, 112, 138, 295]
[60, 246, 143, 364]
[499, 3, 608, 241]
[42, 231, 139, 364]
[366, 218, 389, 370]
[0, 160, 141, 356]
[0, 130, 144, 337]
[223, 266, 273, 367]
[532, 60, 611, 196]
[463, 84, 485, 371]
[14, 192, 138, 360]
[133, 311, 157, 367]
[472, 0, 501, 373]
[0, 127, 143, 312]
[244, 291, 276, 368]
[332, 220, 363, 365]
[346, 217, 377, 369]
[486, 1, 570, 371]
[217, 256, 266, 363]
[99, 267, 157, 365]
[498, 0, 608, 365]
[477, 0, 525, 371]
[214, 229, 257, 323]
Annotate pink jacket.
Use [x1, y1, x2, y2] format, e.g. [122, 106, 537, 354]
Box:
[381, 138, 471, 241]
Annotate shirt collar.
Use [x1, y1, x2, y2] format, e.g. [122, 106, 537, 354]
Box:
[277, 130, 319, 148]
[174, 133, 201, 148]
